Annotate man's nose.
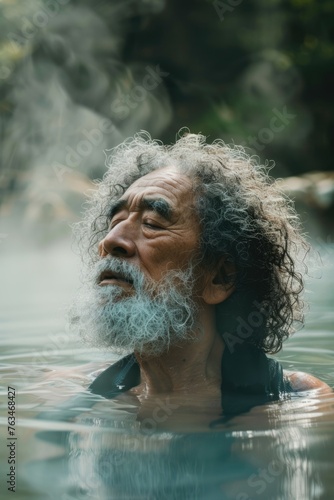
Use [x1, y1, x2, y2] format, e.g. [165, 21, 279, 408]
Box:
[98, 222, 136, 258]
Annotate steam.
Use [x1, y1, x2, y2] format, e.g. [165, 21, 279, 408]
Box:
[0, 0, 170, 238]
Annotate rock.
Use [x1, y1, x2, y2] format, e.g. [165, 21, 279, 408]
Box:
[277, 172, 334, 210]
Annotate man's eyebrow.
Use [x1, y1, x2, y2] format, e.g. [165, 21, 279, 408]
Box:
[141, 198, 173, 221]
[108, 197, 173, 222]
[108, 199, 128, 220]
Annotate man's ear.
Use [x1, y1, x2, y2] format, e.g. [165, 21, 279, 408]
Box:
[201, 256, 236, 305]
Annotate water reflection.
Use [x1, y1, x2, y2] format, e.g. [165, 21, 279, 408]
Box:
[22, 389, 334, 500]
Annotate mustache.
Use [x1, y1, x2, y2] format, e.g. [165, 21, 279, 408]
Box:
[92, 257, 145, 289]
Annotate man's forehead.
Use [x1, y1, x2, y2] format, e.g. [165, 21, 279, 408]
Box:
[123, 166, 194, 203]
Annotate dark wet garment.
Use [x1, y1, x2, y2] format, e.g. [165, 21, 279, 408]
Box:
[89, 343, 293, 422]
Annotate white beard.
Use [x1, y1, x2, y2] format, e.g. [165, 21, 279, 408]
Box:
[68, 257, 200, 357]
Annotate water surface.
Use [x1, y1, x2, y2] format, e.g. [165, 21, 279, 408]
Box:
[1, 243, 334, 499]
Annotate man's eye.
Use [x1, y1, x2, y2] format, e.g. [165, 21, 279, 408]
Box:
[109, 218, 125, 229]
[143, 221, 162, 230]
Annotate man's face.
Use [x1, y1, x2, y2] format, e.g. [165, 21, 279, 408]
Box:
[69, 167, 204, 356]
[98, 166, 201, 287]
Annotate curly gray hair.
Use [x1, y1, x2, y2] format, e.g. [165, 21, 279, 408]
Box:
[75, 131, 310, 354]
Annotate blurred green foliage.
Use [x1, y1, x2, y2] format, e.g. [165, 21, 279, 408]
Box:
[125, 0, 333, 175]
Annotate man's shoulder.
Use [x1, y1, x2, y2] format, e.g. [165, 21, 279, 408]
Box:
[284, 369, 332, 394]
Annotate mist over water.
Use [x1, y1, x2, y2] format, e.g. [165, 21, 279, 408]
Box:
[0, 0, 170, 243]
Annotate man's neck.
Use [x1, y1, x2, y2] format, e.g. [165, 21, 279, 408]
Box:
[133, 307, 224, 398]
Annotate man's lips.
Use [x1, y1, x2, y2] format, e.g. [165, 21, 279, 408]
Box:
[98, 270, 134, 286]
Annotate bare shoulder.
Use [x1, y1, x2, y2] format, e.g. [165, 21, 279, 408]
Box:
[284, 370, 332, 394]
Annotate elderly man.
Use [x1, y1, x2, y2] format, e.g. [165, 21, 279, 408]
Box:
[69, 132, 330, 423]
